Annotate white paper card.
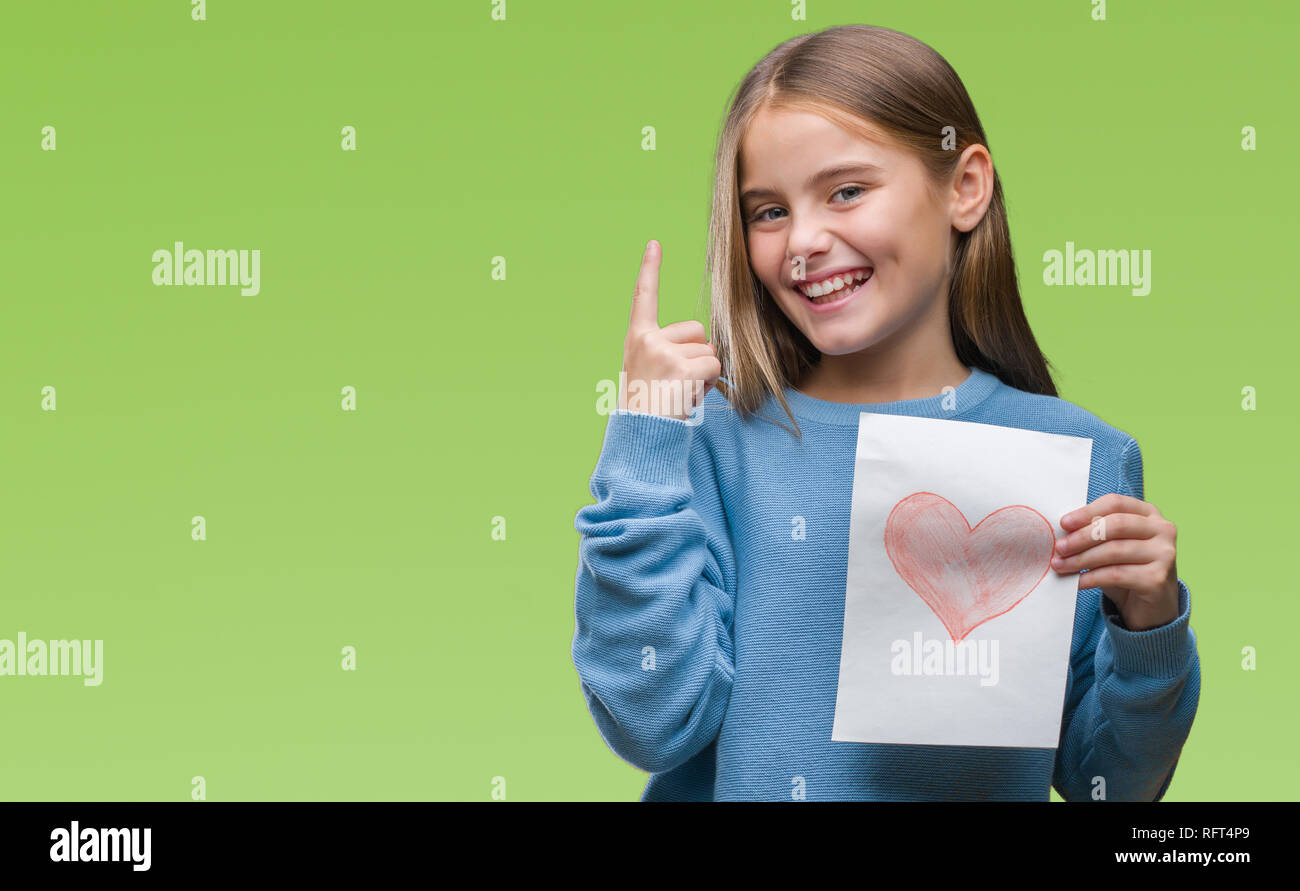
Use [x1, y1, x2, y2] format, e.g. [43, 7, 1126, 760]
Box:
[831, 412, 1093, 748]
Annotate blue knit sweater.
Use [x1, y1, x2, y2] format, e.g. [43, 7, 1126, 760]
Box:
[571, 366, 1200, 801]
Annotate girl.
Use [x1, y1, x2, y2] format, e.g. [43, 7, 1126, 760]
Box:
[572, 24, 1199, 801]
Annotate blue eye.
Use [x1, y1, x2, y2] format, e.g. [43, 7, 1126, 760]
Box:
[748, 186, 866, 224]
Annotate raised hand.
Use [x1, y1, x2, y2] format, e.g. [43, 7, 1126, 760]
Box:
[621, 240, 721, 421]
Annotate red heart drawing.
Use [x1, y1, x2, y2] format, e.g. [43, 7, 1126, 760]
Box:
[883, 492, 1055, 641]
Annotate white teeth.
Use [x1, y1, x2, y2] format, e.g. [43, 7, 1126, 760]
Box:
[799, 268, 871, 299]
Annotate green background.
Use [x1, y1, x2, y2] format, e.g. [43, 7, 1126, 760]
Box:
[0, 0, 1292, 800]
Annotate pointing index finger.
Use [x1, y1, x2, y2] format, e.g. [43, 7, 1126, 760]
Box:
[629, 239, 661, 332]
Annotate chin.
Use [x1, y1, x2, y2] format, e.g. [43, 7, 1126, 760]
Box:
[789, 320, 868, 354]
[814, 341, 872, 356]
[803, 328, 878, 356]
[812, 341, 875, 358]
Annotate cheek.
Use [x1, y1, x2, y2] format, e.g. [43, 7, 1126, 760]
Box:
[746, 232, 785, 286]
[842, 214, 895, 262]
[889, 202, 946, 258]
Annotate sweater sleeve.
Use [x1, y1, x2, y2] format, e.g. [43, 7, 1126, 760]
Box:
[571, 406, 738, 774]
[1052, 435, 1202, 801]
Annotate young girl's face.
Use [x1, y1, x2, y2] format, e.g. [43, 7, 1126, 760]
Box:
[739, 107, 959, 360]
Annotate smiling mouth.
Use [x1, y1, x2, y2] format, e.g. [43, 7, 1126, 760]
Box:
[797, 268, 873, 304]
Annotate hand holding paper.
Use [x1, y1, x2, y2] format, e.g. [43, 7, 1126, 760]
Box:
[1052, 494, 1181, 631]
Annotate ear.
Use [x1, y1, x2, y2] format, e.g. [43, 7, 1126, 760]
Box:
[949, 144, 994, 234]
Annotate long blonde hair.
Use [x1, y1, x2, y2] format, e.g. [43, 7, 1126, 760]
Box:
[700, 24, 1058, 439]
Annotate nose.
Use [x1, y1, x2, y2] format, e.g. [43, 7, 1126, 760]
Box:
[785, 215, 834, 282]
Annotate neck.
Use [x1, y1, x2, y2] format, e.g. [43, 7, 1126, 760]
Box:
[797, 302, 969, 404]
[799, 354, 970, 404]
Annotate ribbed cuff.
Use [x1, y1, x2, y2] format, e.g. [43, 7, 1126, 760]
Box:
[592, 408, 696, 488]
[1102, 577, 1194, 678]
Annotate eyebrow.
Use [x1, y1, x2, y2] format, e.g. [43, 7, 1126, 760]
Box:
[740, 162, 885, 207]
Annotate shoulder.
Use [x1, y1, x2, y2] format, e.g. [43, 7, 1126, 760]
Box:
[690, 384, 743, 448]
[687, 380, 799, 475]
[980, 377, 1136, 451]
[693, 379, 807, 446]
[976, 377, 1140, 497]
